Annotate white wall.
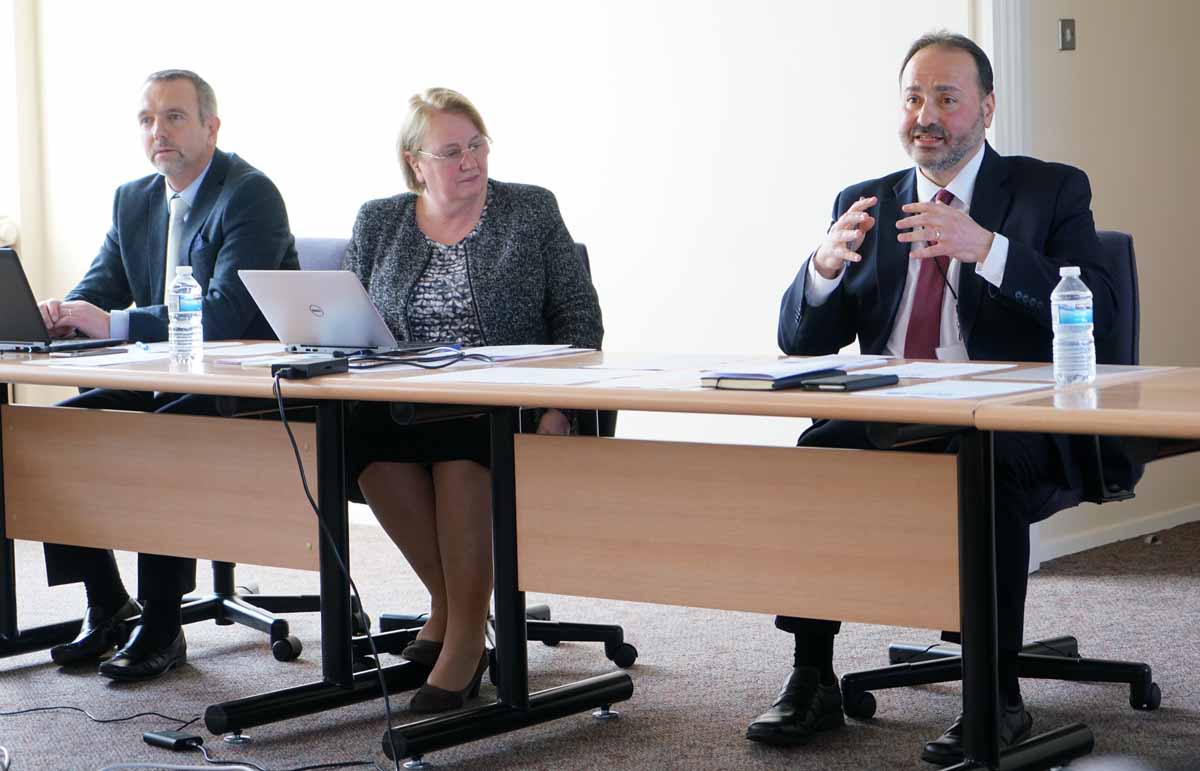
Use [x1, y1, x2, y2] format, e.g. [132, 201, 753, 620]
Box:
[1, 0, 21, 234]
[21, 0, 968, 442]
[1020, 0, 1200, 560]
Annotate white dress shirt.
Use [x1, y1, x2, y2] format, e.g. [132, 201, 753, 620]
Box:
[804, 142, 1010, 359]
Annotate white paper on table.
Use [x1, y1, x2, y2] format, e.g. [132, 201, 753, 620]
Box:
[862, 380, 1050, 399]
[577, 369, 705, 389]
[702, 354, 889, 379]
[855, 362, 1018, 379]
[21, 349, 172, 367]
[209, 343, 288, 363]
[459, 344, 586, 361]
[235, 353, 341, 368]
[973, 364, 1172, 383]
[400, 367, 642, 386]
[140, 340, 242, 353]
[581, 353, 747, 371]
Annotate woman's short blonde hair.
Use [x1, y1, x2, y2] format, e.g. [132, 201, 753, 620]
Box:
[397, 88, 490, 193]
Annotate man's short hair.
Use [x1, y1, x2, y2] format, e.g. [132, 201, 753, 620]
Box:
[397, 88, 490, 193]
[144, 69, 218, 123]
[900, 31, 994, 97]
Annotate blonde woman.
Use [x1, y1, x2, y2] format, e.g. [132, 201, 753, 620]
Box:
[343, 88, 603, 713]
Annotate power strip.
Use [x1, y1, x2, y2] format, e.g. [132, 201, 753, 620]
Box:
[272, 357, 349, 379]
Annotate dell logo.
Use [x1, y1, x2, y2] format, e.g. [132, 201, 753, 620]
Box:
[309, 304, 325, 318]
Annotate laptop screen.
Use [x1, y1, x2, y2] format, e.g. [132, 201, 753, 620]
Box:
[0, 248, 53, 346]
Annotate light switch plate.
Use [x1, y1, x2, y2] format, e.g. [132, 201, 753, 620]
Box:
[1059, 18, 1076, 51]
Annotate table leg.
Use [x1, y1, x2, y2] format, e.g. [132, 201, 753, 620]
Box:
[951, 430, 1093, 771]
[0, 384, 81, 657]
[205, 399, 428, 734]
[957, 429, 1001, 768]
[380, 407, 632, 762]
[316, 399, 353, 687]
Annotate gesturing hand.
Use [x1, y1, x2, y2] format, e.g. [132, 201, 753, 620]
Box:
[813, 196, 877, 280]
[896, 199, 994, 264]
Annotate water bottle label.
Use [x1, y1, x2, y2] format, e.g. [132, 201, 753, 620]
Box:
[179, 297, 202, 313]
[1056, 305, 1092, 325]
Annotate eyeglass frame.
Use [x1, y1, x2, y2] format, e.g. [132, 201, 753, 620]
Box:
[414, 136, 492, 163]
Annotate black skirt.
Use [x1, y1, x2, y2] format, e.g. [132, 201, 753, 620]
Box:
[344, 402, 491, 502]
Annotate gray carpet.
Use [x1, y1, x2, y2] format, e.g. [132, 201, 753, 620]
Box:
[2, 519, 1198, 770]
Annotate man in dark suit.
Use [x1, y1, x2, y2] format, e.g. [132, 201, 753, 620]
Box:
[747, 33, 1136, 764]
[35, 69, 298, 681]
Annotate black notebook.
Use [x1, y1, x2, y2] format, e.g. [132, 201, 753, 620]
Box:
[701, 367, 847, 391]
[800, 373, 900, 392]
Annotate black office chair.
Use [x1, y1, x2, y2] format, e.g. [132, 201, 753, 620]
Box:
[840, 229, 1161, 721]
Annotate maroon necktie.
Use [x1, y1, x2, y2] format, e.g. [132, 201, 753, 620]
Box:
[903, 188, 955, 360]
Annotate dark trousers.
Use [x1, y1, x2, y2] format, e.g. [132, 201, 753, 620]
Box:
[42, 389, 219, 602]
[775, 420, 1081, 656]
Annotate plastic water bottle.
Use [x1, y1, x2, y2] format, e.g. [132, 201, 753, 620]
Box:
[167, 265, 203, 364]
[1051, 266, 1095, 385]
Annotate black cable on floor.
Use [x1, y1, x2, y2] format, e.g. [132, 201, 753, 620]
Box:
[272, 371, 402, 771]
[0, 705, 198, 729]
[197, 742, 383, 770]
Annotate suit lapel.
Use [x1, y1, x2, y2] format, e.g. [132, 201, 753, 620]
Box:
[878, 170, 916, 332]
[959, 143, 1012, 338]
[390, 198, 431, 340]
[145, 183, 168, 303]
[179, 149, 229, 262]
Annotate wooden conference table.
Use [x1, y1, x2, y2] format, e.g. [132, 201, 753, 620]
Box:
[1, 347, 1194, 771]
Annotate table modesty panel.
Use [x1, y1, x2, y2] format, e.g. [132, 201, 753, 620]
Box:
[2, 405, 319, 570]
[514, 435, 961, 632]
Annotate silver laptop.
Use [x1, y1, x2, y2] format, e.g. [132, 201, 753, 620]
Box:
[238, 270, 401, 355]
[0, 248, 126, 353]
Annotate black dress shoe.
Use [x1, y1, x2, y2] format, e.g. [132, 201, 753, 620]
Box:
[746, 666, 845, 746]
[921, 699, 1034, 766]
[97, 626, 186, 682]
[50, 598, 142, 666]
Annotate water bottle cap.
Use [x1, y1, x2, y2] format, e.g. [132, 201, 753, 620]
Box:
[176, 266, 193, 276]
[1059, 266, 1080, 277]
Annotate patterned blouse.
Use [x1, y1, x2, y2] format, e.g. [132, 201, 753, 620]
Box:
[407, 192, 489, 346]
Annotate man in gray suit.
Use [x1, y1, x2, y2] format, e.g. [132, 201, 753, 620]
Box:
[37, 69, 298, 681]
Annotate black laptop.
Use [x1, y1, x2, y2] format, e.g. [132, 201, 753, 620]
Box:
[0, 248, 125, 353]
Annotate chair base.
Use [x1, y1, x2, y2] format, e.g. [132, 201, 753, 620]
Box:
[377, 603, 639, 673]
[177, 561, 321, 662]
[841, 634, 1160, 721]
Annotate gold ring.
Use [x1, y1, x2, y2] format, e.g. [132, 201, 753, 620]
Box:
[934, 229, 942, 240]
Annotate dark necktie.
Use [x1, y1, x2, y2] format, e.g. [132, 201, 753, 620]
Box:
[903, 188, 955, 359]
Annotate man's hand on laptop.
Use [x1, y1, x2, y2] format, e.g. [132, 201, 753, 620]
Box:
[38, 298, 111, 339]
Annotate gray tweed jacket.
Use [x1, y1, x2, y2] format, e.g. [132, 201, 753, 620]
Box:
[343, 180, 603, 349]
